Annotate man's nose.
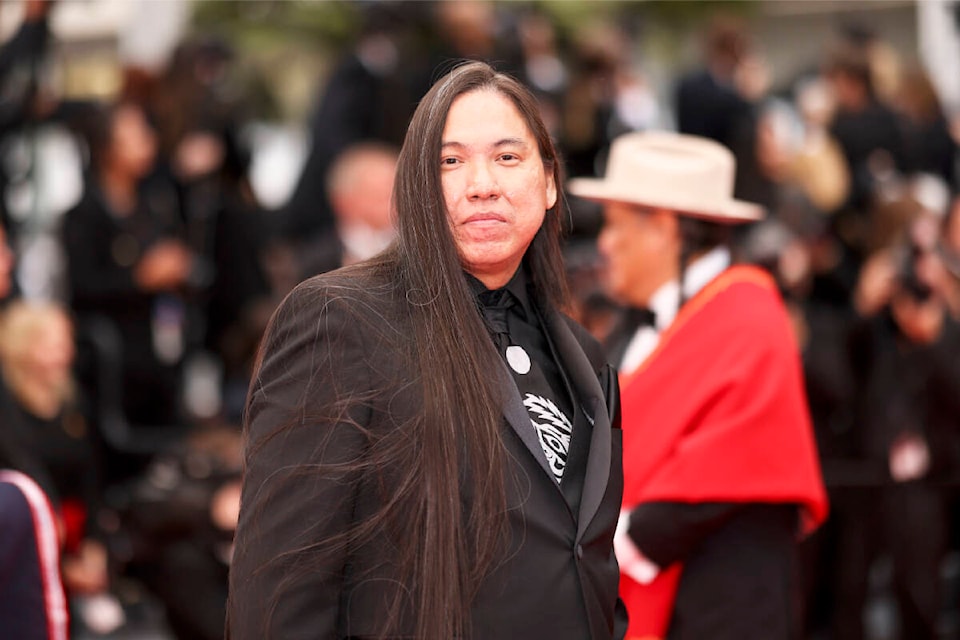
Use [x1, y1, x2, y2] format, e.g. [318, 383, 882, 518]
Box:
[597, 226, 614, 257]
[466, 161, 500, 200]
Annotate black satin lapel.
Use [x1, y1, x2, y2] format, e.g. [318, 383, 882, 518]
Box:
[541, 311, 612, 540]
[497, 360, 556, 482]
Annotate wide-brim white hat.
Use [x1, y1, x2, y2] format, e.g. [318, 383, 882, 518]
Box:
[568, 130, 765, 224]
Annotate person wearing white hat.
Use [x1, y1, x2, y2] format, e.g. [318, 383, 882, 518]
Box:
[569, 131, 828, 640]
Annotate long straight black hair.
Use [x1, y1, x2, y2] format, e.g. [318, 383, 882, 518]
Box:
[246, 61, 570, 640]
[376, 60, 569, 637]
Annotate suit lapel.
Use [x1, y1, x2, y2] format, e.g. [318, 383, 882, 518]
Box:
[497, 360, 558, 483]
[541, 310, 612, 541]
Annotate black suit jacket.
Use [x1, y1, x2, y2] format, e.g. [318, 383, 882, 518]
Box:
[227, 263, 626, 639]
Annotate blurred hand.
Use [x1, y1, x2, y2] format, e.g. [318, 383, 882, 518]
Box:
[175, 132, 225, 181]
[890, 290, 944, 345]
[916, 250, 954, 302]
[135, 240, 193, 292]
[854, 251, 896, 317]
[889, 432, 930, 482]
[62, 539, 109, 594]
[210, 479, 242, 531]
[613, 509, 659, 585]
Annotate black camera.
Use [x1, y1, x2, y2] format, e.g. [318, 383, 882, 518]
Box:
[897, 242, 934, 303]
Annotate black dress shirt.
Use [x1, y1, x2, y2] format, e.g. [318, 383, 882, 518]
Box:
[468, 268, 577, 484]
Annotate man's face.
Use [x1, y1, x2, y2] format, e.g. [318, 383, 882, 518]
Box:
[111, 104, 157, 179]
[597, 202, 680, 307]
[334, 152, 397, 232]
[441, 89, 556, 289]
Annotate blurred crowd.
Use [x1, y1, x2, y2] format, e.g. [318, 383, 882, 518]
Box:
[1, 1, 960, 639]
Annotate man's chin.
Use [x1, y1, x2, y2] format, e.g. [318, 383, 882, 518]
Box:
[601, 280, 628, 306]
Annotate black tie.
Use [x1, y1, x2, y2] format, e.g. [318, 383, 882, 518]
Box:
[605, 306, 657, 367]
[629, 306, 657, 330]
[478, 288, 516, 351]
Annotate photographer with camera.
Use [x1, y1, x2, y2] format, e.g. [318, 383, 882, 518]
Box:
[836, 196, 960, 639]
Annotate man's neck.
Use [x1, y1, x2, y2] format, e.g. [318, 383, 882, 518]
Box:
[648, 246, 731, 331]
[100, 169, 137, 218]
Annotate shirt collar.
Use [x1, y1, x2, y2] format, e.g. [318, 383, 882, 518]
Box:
[466, 267, 534, 319]
[647, 246, 731, 331]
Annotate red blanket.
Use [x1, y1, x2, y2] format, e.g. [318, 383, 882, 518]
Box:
[618, 266, 828, 639]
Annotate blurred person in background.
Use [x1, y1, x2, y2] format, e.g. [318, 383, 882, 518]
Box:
[297, 141, 397, 280]
[190, 122, 273, 424]
[0, 469, 68, 640]
[228, 61, 626, 640]
[113, 423, 241, 640]
[782, 76, 851, 218]
[561, 20, 659, 183]
[674, 15, 773, 210]
[0, 0, 54, 243]
[0, 222, 35, 478]
[837, 22, 904, 112]
[569, 131, 827, 640]
[769, 75, 854, 307]
[61, 101, 195, 472]
[432, 0, 499, 58]
[514, 10, 568, 139]
[895, 65, 957, 191]
[0, 216, 68, 640]
[852, 175, 952, 319]
[0, 301, 121, 636]
[276, 2, 423, 242]
[126, 37, 276, 425]
[824, 37, 909, 262]
[837, 204, 960, 640]
[426, 0, 519, 79]
[738, 215, 863, 638]
[559, 18, 661, 248]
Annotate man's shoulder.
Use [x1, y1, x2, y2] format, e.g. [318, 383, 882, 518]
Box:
[0, 475, 41, 550]
[712, 267, 784, 323]
[267, 261, 406, 348]
[291, 261, 397, 310]
[681, 266, 793, 351]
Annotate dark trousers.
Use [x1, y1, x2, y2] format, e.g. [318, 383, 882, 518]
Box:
[834, 485, 946, 640]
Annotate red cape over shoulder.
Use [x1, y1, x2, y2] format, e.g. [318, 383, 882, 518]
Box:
[619, 265, 828, 639]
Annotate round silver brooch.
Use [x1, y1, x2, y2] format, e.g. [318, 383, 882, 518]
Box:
[506, 345, 531, 375]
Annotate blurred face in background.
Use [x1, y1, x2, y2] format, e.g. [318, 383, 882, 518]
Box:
[329, 146, 397, 233]
[108, 104, 158, 180]
[597, 203, 680, 307]
[25, 311, 75, 393]
[0, 304, 75, 419]
[329, 145, 398, 263]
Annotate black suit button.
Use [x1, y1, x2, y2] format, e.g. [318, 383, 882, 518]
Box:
[576, 544, 584, 560]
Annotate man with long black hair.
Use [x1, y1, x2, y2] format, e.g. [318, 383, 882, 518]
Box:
[227, 61, 626, 639]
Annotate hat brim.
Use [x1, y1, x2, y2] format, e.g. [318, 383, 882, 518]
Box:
[568, 178, 765, 224]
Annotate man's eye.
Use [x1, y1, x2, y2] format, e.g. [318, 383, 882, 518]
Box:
[499, 154, 518, 162]
[441, 157, 459, 165]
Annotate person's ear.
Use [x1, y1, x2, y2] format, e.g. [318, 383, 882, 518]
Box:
[651, 210, 683, 266]
[545, 172, 557, 211]
[651, 209, 679, 240]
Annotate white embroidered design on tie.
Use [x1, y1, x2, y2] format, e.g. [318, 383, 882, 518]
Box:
[524, 393, 573, 482]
